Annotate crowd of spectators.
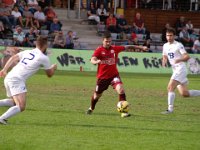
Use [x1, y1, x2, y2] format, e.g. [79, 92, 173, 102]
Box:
[0, 0, 78, 49]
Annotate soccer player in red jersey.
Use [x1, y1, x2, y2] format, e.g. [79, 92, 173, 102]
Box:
[86, 32, 147, 117]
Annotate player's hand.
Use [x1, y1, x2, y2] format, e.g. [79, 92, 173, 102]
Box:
[96, 60, 101, 64]
[0, 70, 7, 78]
[174, 59, 181, 64]
[142, 46, 148, 51]
[51, 64, 57, 70]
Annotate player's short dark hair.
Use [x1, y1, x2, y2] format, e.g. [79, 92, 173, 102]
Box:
[36, 36, 48, 48]
[166, 27, 176, 35]
[103, 31, 111, 39]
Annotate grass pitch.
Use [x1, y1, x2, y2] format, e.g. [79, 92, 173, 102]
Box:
[0, 71, 200, 150]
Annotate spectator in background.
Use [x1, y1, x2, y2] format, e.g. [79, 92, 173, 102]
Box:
[117, 14, 131, 34]
[23, 5, 34, 28]
[179, 26, 193, 51]
[45, 5, 57, 30]
[0, 21, 5, 38]
[192, 36, 200, 54]
[175, 16, 186, 35]
[2, 0, 15, 10]
[13, 26, 26, 46]
[133, 12, 145, 34]
[129, 30, 138, 45]
[106, 13, 118, 33]
[97, 3, 108, 24]
[53, 31, 66, 49]
[162, 23, 171, 42]
[34, 6, 46, 29]
[27, 0, 38, 14]
[11, 5, 24, 27]
[38, 0, 49, 9]
[0, 3, 16, 29]
[87, 2, 100, 24]
[186, 19, 194, 35]
[50, 17, 62, 35]
[66, 30, 74, 49]
[24, 26, 37, 47]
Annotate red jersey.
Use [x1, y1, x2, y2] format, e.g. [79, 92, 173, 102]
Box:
[92, 45, 125, 79]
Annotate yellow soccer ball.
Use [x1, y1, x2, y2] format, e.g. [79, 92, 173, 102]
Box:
[117, 101, 130, 113]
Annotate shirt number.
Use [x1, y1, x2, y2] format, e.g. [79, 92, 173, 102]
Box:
[22, 53, 35, 65]
[168, 53, 174, 59]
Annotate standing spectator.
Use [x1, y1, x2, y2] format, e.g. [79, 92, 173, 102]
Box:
[0, 36, 57, 125]
[192, 36, 200, 54]
[106, 13, 118, 33]
[34, 6, 46, 29]
[66, 30, 74, 49]
[161, 27, 200, 114]
[87, 2, 100, 24]
[11, 5, 24, 27]
[13, 26, 26, 46]
[133, 12, 145, 34]
[53, 31, 66, 49]
[24, 26, 37, 47]
[23, 5, 34, 28]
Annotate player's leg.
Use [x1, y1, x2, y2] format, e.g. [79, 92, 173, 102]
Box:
[0, 93, 26, 124]
[162, 79, 179, 114]
[0, 98, 15, 107]
[86, 78, 110, 114]
[177, 84, 200, 97]
[115, 83, 126, 101]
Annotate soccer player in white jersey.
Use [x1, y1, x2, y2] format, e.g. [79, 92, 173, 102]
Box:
[162, 27, 200, 114]
[0, 36, 57, 125]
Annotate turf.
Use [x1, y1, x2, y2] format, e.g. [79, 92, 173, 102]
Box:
[0, 71, 200, 150]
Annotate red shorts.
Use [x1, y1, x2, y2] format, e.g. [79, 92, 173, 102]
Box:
[95, 76, 123, 94]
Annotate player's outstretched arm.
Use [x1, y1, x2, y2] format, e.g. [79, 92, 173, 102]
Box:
[0, 54, 20, 77]
[124, 45, 148, 52]
[45, 64, 57, 78]
[90, 57, 101, 65]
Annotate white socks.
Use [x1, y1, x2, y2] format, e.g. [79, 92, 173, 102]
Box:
[189, 90, 200, 97]
[168, 92, 175, 112]
[0, 105, 21, 120]
[0, 99, 15, 107]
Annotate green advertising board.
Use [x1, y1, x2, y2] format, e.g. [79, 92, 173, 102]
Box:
[0, 46, 200, 74]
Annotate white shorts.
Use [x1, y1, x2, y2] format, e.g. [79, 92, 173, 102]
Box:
[4, 78, 27, 97]
[171, 69, 188, 85]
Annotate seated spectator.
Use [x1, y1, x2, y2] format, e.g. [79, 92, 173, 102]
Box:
[179, 26, 193, 48]
[27, 0, 38, 14]
[106, 13, 118, 33]
[186, 19, 194, 35]
[24, 26, 37, 47]
[162, 23, 171, 42]
[23, 5, 34, 28]
[192, 36, 200, 54]
[175, 16, 186, 35]
[13, 26, 26, 46]
[129, 31, 138, 45]
[133, 12, 145, 34]
[0, 3, 16, 29]
[97, 3, 108, 24]
[66, 30, 74, 49]
[50, 17, 62, 35]
[34, 6, 46, 29]
[117, 14, 131, 34]
[45, 5, 57, 30]
[87, 2, 100, 24]
[38, 0, 49, 9]
[53, 31, 66, 49]
[2, 0, 15, 10]
[0, 21, 5, 38]
[11, 5, 24, 27]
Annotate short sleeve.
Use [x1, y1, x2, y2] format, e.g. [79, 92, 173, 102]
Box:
[178, 43, 187, 54]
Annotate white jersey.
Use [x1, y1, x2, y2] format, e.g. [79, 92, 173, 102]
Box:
[163, 40, 187, 72]
[5, 48, 51, 81]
